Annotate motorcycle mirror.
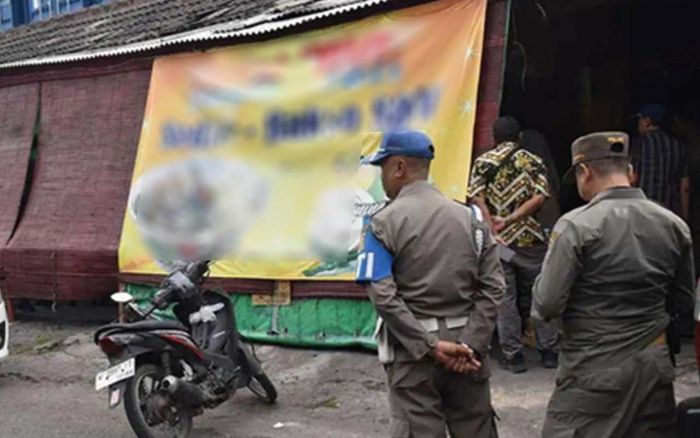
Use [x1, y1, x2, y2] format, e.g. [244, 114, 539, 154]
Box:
[111, 292, 134, 304]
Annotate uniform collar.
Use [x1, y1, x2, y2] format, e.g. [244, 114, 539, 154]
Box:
[589, 187, 646, 205]
[396, 180, 437, 199]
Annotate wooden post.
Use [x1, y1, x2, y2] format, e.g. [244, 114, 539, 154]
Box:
[117, 282, 126, 323]
[252, 281, 292, 306]
[0, 276, 13, 322]
[5, 297, 14, 323]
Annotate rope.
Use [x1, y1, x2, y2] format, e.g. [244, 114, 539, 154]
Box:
[354, 201, 386, 218]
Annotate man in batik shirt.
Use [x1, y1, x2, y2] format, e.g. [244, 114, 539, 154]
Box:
[468, 116, 559, 373]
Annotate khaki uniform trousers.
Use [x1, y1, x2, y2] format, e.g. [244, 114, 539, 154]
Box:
[386, 359, 497, 438]
[542, 344, 677, 438]
[384, 325, 498, 438]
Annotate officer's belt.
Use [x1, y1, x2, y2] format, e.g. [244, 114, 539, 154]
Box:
[418, 316, 469, 332]
[650, 332, 667, 347]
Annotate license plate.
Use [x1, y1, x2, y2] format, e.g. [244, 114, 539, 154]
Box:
[95, 358, 135, 391]
[109, 387, 121, 408]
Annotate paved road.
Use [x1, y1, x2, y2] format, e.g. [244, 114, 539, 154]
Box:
[0, 320, 697, 438]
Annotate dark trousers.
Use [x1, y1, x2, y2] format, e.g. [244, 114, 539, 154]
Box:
[497, 245, 558, 359]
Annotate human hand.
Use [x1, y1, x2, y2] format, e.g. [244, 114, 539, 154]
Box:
[444, 343, 481, 373]
[432, 341, 481, 373]
[444, 355, 481, 373]
[494, 235, 507, 246]
[492, 216, 507, 232]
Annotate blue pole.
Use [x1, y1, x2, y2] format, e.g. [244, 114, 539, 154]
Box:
[10, 0, 28, 26]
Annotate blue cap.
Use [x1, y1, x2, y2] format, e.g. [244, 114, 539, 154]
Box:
[636, 104, 667, 125]
[361, 131, 435, 165]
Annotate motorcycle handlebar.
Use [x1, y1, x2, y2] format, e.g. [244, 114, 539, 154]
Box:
[185, 260, 211, 283]
[145, 287, 173, 316]
[144, 260, 211, 316]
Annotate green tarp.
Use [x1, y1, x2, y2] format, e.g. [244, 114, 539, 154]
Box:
[126, 283, 378, 350]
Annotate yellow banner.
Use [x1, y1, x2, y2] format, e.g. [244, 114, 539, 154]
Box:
[119, 0, 487, 280]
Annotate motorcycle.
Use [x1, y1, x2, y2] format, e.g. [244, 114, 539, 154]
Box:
[94, 261, 276, 438]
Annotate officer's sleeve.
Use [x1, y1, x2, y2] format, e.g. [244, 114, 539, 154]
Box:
[358, 216, 438, 360]
[458, 224, 505, 357]
[532, 219, 582, 320]
[674, 225, 695, 314]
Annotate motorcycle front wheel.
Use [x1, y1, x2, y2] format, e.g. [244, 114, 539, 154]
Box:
[247, 371, 277, 404]
[124, 363, 193, 438]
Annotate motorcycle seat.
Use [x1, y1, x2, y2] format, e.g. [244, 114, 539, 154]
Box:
[95, 320, 187, 342]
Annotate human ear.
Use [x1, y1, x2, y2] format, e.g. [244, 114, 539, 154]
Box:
[579, 163, 592, 181]
[395, 159, 407, 178]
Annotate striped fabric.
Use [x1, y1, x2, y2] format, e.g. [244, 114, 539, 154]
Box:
[631, 129, 688, 215]
[468, 142, 551, 247]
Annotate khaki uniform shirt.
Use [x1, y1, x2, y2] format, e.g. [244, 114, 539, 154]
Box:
[367, 181, 505, 361]
[533, 187, 695, 379]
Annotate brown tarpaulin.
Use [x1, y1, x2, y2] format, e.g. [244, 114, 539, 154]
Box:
[0, 84, 38, 250]
[3, 70, 151, 300]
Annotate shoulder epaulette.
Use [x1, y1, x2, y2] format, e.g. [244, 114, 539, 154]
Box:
[454, 200, 485, 257]
[355, 201, 388, 219]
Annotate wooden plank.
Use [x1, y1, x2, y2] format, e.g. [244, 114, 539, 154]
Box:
[252, 281, 291, 306]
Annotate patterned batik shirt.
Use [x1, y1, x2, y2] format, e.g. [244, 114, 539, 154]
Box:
[468, 142, 551, 247]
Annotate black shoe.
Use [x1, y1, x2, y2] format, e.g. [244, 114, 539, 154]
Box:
[501, 352, 527, 374]
[541, 350, 559, 369]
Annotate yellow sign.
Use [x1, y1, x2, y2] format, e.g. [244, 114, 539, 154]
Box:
[119, 0, 487, 280]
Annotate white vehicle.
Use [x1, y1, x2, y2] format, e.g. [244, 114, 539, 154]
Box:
[0, 291, 8, 361]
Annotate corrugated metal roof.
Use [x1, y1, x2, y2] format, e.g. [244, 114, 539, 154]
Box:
[0, 0, 390, 70]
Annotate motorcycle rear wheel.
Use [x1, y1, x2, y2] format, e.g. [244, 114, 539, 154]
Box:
[247, 371, 277, 404]
[124, 363, 193, 438]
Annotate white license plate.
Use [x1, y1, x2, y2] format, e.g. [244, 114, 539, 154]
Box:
[95, 358, 135, 391]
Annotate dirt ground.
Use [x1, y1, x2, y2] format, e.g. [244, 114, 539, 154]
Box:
[0, 319, 697, 438]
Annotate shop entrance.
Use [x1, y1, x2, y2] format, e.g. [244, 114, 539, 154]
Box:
[500, 0, 700, 212]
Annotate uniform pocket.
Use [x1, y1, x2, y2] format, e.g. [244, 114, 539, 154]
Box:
[577, 366, 623, 391]
[652, 346, 675, 384]
[543, 409, 588, 438]
[389, 418, 410, 438]
[386, 361, 431, 389]
[551, 368, 624, 416]
[541, 424, 579, 438]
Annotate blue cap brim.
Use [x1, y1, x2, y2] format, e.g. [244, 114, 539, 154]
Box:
[361, 151, 390, 166]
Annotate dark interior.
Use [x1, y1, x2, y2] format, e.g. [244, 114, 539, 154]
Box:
[500, 0, 700, 211]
